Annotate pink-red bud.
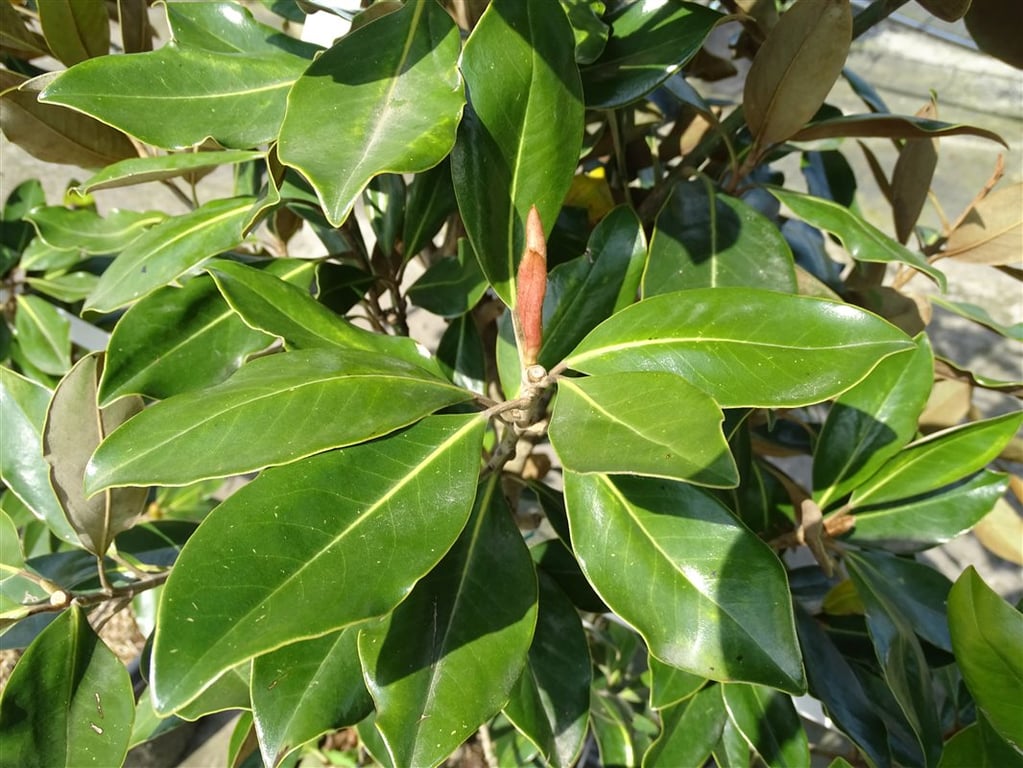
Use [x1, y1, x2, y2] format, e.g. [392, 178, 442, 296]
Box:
[516, 205, 547, 366]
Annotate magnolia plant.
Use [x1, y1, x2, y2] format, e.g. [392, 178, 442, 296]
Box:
[1, 1, 1021, 767]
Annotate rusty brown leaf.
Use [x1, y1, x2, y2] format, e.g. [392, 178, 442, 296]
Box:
[743, 0, 852, 148]
[0, 71, 137, 168]
[891, 100, 939, 243]
[942, 182, 1023, 265]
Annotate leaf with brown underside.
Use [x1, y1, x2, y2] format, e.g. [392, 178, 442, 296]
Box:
[792, 113, 1006, 145]
[743, 0, 851, 148]
[942, 182, 1022, 265]
[891, 100, 939, 243]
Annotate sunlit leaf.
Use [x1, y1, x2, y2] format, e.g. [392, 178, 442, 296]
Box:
[565, 472, 805, 692]
[78, 150, 265, 194]
[151, 414, 484, 714]
[278, 0, 464, 226]
[722, 683, 810, 768]
[942, 183, 1022, 266]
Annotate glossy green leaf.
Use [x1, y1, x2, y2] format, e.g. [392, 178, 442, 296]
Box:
[165, 1, 320, 59]
[722, 683, 810, 768]
[436, 314, 486, 395]
[278, 1, 463, 227]
[648, 655, 705, 710]
[564, 472, 805, 692]
[175, 661, 251, 721]
[42, 354, 147, 556]
[847, 555, 942, 767]
[15, 294, 71, 376]
[25, 272, 98, 304]
[550, 372, 737, 486]
[504, 574, 591, 768]
[85, 348, 471, 492]
[25, 206, 164, 255]
[37, 0, 109, 66]
[714, 718, 752, 768]
[591, 690, 637, 767]
[530, 538, 608, 615]
[407, 244, 488, 318]
[0, 606, 134, 768]
[644, 180, 796, 296]
[565, 287, 914, 408]
[451, 0, 584, 307]
[848, 551, 953, 651]
[0, 368, 76, 543]
[814, 334, 933, 507]
[207, 259, 435, 370]
[792, 114, 1006, 146]
[40, 43, 308, 150]
[794, 606, 891, 768]
[643, 685, 726, 768]
[948, 566, 1023, 752]
[84, 196, 254, 314]
[560, 0, 609, 64]
[580, 0, 723, 108]
[768, 187, 946, 290]
[78, 150, 265, 194]
[150, 414, 484, 714]
[540, 205, 646, 369]
[850, 411, 1023, 509]
[19, 237, 81, 273]
[402, 158, 457, 258]
[930, 295, 1023, 341]
[939, 713, 1023, 768]
[0, 71, 137, 169]
[364, 174, 406, 257]
[358, 475, 538, 768]
[98, 272, 279, 405]
[849, 470, 1010, 552]
[251, 628, 373, 767]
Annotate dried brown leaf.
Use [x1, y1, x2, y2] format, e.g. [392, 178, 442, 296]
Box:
[743, 0, 852, 147]
[943, 182, 1023, 265]
[973, 496, 1023, 565]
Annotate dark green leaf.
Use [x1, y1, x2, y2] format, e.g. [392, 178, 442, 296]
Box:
[849, 470, 1010, 552]
[530, 537, 607, 614]
[565, 472, 805, 692]
[768, 187, 946, 289]
[85, 197, 254, 314]
[175, 662, 251, 721]
[0, 606, 134, 767]
[722, 683, 810, 768]
[504, 574, 591, 768]
[358, 475, 538, 768]
[549, 372, 737, 486]
[364, 174, 406, 257]
[407, 244, 488, 318]
[14, 294, 71, 376]
[150, 414, 484, 714]
[0, 71, 137, 169]
[794, 606, 891, 768]
[948, 566, 1023, 752]
[540, 205, 646, 369]
[714, 718, 752, 768]
[648, 655, 705, 710]
[560, 0, 609, 64]
[814, 334, 933, 507]
[78, 150, 265, 194]
[98, 272, 280, 405]
[580, 1, 723, 108]
[938, 713, 1023, 768]
[402, 158, 457, 258]
[565, 287, 914, 408]
[451, 0, 584, 307]
[591, 690, 637, 767]
[849, 411, 1023, 509]
[436, 314, 486, 395]
[85, 348, 472, 492]
[847, 551, 952, 652]
[643, 685, 726, 768]
[40, 44, 308, 150]
[251, 628, 372, 767]
[278, 1, 463, 226]
[207, 259, 435, 370]
[165, 1, 320, 59]
[847, 555, 943, 767]
[0, 368, 77, 544]
[42, 354, 147, 556]
[644, 180, 796, 296]
[38, 0, 109, 66]
[25, 206, 164, 254]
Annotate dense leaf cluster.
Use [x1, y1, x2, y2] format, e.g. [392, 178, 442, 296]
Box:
[1, 1, 1020, 767]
